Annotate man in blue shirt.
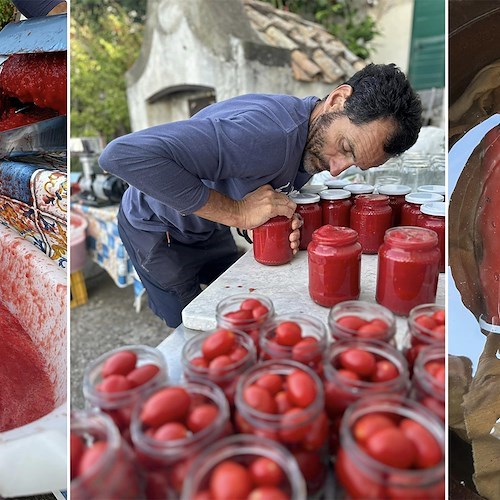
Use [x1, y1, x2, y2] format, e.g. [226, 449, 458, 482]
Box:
[100, 63, 422, 327]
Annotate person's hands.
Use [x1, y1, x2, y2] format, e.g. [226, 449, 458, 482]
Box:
[289, 213, 303, 254]
[237, 184, 297, 230]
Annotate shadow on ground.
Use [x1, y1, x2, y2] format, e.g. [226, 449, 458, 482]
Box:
[70, 262, 172, 409]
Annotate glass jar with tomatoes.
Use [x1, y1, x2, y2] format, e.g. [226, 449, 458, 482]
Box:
[181, 327, 256, 406]
[253, 216, 293, 265]
[350, 194, 392, 254]
[377, 184, 412, 226]
[235, 359, 328, 496]
[308, 225, 362, 307]
[71, 409, 145, 500]
[376, 227, 440, 316]
[215, 293, 275, 352]
[130, 381, 231, 498]
[259, 314, 328, 374]
[289, 193, 322, 250]
[322, 339, 410, 453]
[400, 192, 444, 226]
[328, 300, 396, 345]
[403, 303, 445, 372]
[181, 434, 307, 500]
[335, 394, 445, 500]
[319, 189, 352, 227]
[411, 345, 445, 421]
[83, 345, 168, 439]
[417, 201, 446, 273]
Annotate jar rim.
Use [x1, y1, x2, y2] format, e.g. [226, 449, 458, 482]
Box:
[405, 192, 444, 204]
[417, 185, 446, 196]
[319, 188, 351, 200]
[289, 192, 321, 204]
[311, 225, 358, 246]
[325, 178, 350, 188]
[384, 226, 438, 249]
[377, 184, 412, 196]
[354, 194, 389, 205]
[420, 202, 446, 217]
[343, 183, 374, 194]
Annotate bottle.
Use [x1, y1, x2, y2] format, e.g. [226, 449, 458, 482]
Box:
[376, 227, 440, 316]
[308, 225, 361, 307]
[289, 193, 322, 250]
[376, 184, 412, 226]
[417, 202, 446, 273]
[252, 216, 293, 265]
[400, 192, 444, 226]
[319, 188, 352, 227]
[350, 194, 392, 254]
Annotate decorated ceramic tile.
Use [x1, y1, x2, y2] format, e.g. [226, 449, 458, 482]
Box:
[0, 161, 39, 204]
[0, 195, 47, 253]
[32, 169, 67, 220]
[36, 211, 67, 269]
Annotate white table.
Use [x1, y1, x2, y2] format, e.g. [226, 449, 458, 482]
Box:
[157, 249, 445, 380]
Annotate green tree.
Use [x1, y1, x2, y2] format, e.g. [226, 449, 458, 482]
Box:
[70, 0, 143, 142]
[0, 0, 15, 30]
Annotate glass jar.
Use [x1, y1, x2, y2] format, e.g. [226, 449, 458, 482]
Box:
[403, 303, 445, 371]
[83, 345, 168, 439]
[181, 434, 307, 500]
[323, 339, 409, 423]
[376, 184, 412, 226]
[71, 409, 145, 500]
[417, 202, 446, 273]
[235, 359, 327, 495]
[350, 194, 392, 254]
[400, 193, 444, 226]
[335, 395, 445, 499]
[376, 227, 440, 316]
[259, 314, 328, 373]
[308, 225, 361, 307]
[130, 381, 231, 497]
[343, 183, 375, 197]
[328, 300, 396, 345]
[325, 177, 351, 189]
[252, 216, 293, 265]
[412, 345, 445, 421]
[289, 193, 322, 250]
[320, 189, 352, 227]
[181, 328, 257, 406]
[215, 293, 275, 352]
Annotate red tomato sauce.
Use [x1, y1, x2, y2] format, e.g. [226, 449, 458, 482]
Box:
[0, 302, 55, 432]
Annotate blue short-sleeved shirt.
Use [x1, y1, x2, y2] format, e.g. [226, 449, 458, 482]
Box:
[99, 93, 318, 243]
[13, 0, 63, 18]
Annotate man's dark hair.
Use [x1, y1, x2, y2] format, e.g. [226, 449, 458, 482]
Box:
[343, 63, 422, 156]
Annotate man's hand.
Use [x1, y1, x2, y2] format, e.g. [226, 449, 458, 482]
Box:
[237, 185, 297, 229]
[289, 213, 302, 254]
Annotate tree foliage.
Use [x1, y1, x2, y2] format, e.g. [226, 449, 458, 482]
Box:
[0, 0, 15, 30]
[263, 0, 379, 59]
[70, 0, 143, 142]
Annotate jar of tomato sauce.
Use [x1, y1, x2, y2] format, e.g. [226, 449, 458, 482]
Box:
[71, 410, 145, 500]
[400, 192, 444, 226]
[376, 227, 440, 316]
[83, 345, 168, 439]
[130, 381, 231, 497]
[377, 184, 412, 226]
[235, 359, 328, 495]
[319, 189, 352, 227]
[308, 225, 361, 307]
[417, 202, 446, 273]
[350, 194, 392, 254]
[181, 434, 307, 500]
[289, 193, 322, 250]
[412, 345, 445, 421]
[335, 395, 444, 500]
[252, 216, 293, 265]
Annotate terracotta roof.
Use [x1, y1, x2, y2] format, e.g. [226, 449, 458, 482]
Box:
[243, 0, 367, 84]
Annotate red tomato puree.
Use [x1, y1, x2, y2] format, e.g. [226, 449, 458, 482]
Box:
[0, 302, 55, 432]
